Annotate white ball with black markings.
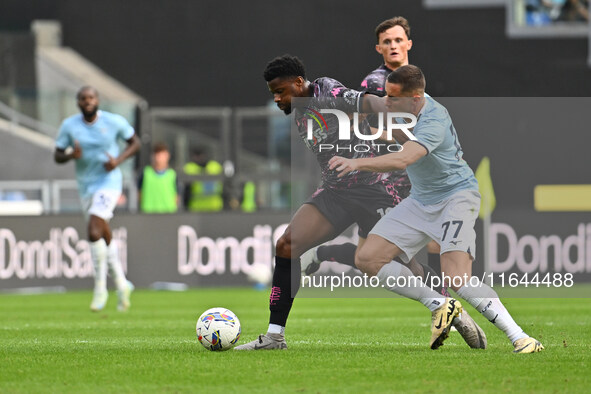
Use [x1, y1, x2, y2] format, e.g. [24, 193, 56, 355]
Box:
[196, 307, 241, 351]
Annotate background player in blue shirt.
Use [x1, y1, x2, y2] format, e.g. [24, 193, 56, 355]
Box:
[330, 65, 543, 353]
[55, 86, 140, 312]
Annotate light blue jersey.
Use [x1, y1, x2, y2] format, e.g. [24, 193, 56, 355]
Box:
[406, 98, 478, 205]
[55, 110, 135, 199]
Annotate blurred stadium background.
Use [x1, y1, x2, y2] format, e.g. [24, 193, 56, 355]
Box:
[0, 0, 590, 290]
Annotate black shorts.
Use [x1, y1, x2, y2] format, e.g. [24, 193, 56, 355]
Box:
[305, 178, 410, 238]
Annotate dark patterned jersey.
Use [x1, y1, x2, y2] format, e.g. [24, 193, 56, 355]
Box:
[360, 64, 409, 184]
[293, 77, 389, 189]
[360, 64, 392, 97]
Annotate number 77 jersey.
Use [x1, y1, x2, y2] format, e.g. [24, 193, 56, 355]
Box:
[403, 97, 478, 205]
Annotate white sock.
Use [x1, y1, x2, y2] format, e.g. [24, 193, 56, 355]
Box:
[456, 280, 528, 343]
[377, 261, 446, 312]
[267, 324, 285, 335]
[90, 239, 108, 293]
[107, 241, 128, 292]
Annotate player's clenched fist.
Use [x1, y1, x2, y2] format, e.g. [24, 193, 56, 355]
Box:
[104, 152, 119, 172]
[72, 140, 82, 159]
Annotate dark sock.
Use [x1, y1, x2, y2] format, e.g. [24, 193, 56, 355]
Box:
[421, 263, 444, 295]
[316, 243, 357, 268]
[428, 253, 442, 276]
[404, 256, 445, 296]
[269, 256, 301, 327]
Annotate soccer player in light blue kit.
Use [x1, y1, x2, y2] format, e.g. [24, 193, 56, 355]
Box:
[55, 86, 140, 312]
[329, 65, 544, 353]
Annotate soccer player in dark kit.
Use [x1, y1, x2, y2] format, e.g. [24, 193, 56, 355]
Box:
[235, 55, 485, 350]
[303, 16, 444, 287]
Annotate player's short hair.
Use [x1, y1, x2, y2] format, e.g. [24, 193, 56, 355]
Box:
[153, 142, 169, 154]
[263, 54, 306, 82]
[387, 65, 426, 93]
[375, 16, 411, 42]
[76, 85, 98, 100]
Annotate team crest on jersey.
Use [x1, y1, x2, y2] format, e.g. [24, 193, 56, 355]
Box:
[300, 108, 328, 147]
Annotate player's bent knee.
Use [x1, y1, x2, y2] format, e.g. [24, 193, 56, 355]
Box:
[277, 232, 311, 259]
[275, 234, 292, 259]
[88, 228, 102, 242]
[354, 248, 374, 273]
[88, 216, 107, 242]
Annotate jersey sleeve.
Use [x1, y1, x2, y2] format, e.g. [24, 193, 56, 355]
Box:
[55, 121, 72, 150]
[360, 73, 386, 97]
[333, 86, 363, 112]
[413, 117, 446, 155]
[315, 78, 363, 113]
[115, 115, 135, 141]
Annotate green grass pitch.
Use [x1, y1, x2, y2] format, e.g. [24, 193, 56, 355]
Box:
[1, 288, 589, 393]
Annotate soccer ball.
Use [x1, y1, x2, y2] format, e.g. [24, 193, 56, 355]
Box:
[196, 307, 241, 351]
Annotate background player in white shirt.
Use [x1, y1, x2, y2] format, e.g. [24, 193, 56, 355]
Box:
[55, 86, 140, 312]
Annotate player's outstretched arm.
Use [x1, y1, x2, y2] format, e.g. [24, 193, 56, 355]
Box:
[361, 93, 387, 113]
[362, 95, 416, 144]
[329, 141, 427, 177]
[104, 134, 141, 171]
